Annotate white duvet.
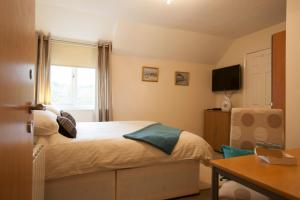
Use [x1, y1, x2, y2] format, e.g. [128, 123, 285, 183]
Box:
[36, 121, 212, 180]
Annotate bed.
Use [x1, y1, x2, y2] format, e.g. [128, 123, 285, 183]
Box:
[34, 109, 212, 200]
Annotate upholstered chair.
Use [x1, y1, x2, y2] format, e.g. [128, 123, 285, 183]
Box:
[219, 108, 285, 200]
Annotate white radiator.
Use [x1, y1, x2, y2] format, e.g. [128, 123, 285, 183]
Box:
[33, 144, 45, 200]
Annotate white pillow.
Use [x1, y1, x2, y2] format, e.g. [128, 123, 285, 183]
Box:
[33, 110, 59, 136]
[45, 105, 61, 115]
[35, 134, 71, 146]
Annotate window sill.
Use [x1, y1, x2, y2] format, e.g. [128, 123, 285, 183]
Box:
[64, 109, 95, 112]
[57, 106, 95, 111]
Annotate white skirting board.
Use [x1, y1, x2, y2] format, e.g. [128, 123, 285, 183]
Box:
[45, 159, 200, 200]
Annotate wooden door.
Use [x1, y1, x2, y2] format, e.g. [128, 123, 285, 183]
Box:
[272, 31, 286, 111]
[0, 0, 35, 199]
[245, 49, 272, 108]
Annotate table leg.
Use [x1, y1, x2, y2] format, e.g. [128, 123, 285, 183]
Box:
[211, 166, 219, 200]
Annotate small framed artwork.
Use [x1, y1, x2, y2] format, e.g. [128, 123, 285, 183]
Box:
[142, 66, 159, 82]
[175, 71, 190, 86]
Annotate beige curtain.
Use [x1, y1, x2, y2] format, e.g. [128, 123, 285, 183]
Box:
[97, 41, 113, 121]
[35, 32, 51, 104]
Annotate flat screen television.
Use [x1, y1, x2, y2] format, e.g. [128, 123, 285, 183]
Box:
[212, 65, 241, 92]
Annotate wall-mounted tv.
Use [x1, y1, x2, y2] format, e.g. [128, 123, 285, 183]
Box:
[212, 65, 241, 92]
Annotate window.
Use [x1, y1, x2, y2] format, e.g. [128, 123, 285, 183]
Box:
[51, 65, 96, 110]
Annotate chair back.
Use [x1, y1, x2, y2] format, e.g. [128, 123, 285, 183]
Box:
[230, 108, 284, 150]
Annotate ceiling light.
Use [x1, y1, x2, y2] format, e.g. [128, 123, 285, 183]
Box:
[165, 0, 172, 5]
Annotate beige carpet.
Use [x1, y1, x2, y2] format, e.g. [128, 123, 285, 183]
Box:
[174, 189, 211, 200]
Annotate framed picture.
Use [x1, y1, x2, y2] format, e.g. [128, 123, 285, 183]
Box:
[142, 66, 159, 82]
[175, 71, 190, 86]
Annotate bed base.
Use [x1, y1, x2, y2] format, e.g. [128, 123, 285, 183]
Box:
[45, 159, 200, 200]
[45, 170, 115, 200]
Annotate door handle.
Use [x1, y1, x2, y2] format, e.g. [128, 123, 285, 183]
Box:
[28, 104, 46, 113]
[1, 103, 46, 113]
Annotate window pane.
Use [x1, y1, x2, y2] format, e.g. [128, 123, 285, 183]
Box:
[76, 68, 96, 109]
[50, 65, 73, 106]
[50, 65, 96, 110]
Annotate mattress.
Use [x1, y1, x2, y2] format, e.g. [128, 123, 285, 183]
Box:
[36, 121, 212, 180]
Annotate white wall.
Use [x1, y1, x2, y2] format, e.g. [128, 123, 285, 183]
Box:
[36, 2, 233, 64]
[286, 0, 300, 148]
[113, 20, 232, 64]
[215, 23, 286, 108]
[36, 2, 115, 42]
[111, 54, 215, 135]
[68, 53, 216, 135]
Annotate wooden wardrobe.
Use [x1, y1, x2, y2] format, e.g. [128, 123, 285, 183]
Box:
[204, 110, 231, 152]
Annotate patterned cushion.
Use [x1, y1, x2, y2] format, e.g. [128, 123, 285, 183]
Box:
[60, 111, 76, 126]
[57, 116, 77, 138]
[220, 181, 270, 200]
[230, 108, 284, 150]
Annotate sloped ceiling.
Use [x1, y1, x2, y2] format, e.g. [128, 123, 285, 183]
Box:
[36, 0, 286, 64]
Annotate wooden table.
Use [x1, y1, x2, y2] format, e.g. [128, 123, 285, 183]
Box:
[211, 149, 300, 200]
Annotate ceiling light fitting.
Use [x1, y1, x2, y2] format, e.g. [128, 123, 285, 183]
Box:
[165, 0, 172, 5]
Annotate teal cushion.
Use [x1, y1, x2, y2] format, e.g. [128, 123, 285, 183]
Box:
[221, 145, 254, 158]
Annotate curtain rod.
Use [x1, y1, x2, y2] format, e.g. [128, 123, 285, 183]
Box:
[46, 38, 112, 48]
[36, 31, 109, 47]
[50, 38, 98, 47]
